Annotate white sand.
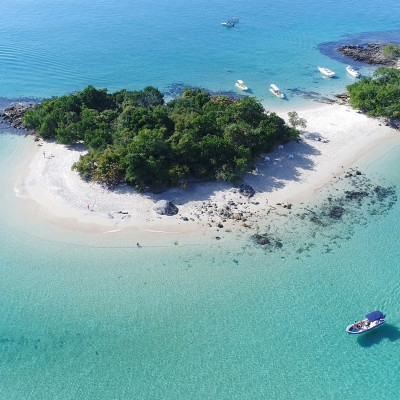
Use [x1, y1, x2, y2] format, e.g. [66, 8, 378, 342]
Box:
[14, 103, 400, 237]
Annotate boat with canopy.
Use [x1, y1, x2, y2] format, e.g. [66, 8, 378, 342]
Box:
[346, 310, 386, 334]
[235, 80, 248, 91]
[222, 17, 239, 27]
[269, 84, 284, 98]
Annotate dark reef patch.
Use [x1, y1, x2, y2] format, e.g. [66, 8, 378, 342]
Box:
[286, 88, 336, 104]
[251, 168, 397, 255]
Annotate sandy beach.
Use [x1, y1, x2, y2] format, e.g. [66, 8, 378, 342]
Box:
[14, 103, 400, 238]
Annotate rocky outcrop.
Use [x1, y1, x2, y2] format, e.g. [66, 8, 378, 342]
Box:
[0, 102, 35, 130]
[153, 200, 179, 216]
[239, 184, 255, 198]
[337, 43, 399, 67]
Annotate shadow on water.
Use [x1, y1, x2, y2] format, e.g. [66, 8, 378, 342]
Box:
[357, 324, 400, 348]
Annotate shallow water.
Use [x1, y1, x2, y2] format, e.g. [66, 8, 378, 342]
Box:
[1, 1, 400, 398]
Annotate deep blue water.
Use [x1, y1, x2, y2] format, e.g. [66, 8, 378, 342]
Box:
[1, 1, 400, 398]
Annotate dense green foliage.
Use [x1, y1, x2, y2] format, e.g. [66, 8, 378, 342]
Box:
[347, 67, 400, 118]
[382, 44, 400, 58]
[24, 86, 298, 188]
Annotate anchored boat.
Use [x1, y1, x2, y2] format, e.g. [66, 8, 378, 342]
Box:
[235, 80, 248, 91]
[346, 310, 386, 334]
[269, 84, 284, 98]
[222, 17, 239, 27]
[318, 66, 335, 78]
[346, 65, 361, 78]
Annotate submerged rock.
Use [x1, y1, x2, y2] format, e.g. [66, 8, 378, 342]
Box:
[328, 205, 344, 220]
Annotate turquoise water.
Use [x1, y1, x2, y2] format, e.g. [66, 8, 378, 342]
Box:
[0, 0, 399, 105]
[1, 1, 400, 398]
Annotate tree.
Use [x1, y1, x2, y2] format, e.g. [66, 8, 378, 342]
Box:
[347, 67, 400, 118]
[287, 111, 307, 130]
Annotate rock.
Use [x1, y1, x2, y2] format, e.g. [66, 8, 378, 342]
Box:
[182, 217, 189, 221]
[153, 200, 178, 216]
[239, 184, 255, 198]
[337, 43, 399, 67]
[0, 102, 35, 130]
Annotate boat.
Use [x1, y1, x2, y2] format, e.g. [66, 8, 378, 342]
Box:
[235, 80, 248, 91]
[346, 65, 361, 78]
[346, 310, 386, 335]
[318, 66, 335, 78]
[222, 17, 239, 27]
[269, 84, 284, 98]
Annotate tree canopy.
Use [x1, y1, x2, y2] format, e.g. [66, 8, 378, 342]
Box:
[23, 86, 299, 189]
[347, 67, 400, 118]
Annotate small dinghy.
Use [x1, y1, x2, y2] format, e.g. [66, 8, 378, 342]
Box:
[346, 310, 386, 334]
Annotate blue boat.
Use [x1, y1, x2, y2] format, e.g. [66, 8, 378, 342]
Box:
[346, 310, 386, 334]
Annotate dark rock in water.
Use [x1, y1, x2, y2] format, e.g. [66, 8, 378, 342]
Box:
[328, 205, 344, 220]
[239, 184, 255, 198]
[373, 186, 396, 202]
[153, 200, 178, 216]
[345, 190, 368, 202]
[337, 43, 399, 67]
[287, 88, 336, 104]
[0, 102, 35, 130]
[251, 233, 283, 250]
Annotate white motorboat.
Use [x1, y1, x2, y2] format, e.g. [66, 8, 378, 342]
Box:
[346, 310, 386, 335]
[318, 66, 335, 78]
[269, 84, 284, 98]
[346, 65, 361, 78]
[235, 80, 248, 91]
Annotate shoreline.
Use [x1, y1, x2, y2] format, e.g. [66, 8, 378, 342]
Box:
[13, 102, 400, 242]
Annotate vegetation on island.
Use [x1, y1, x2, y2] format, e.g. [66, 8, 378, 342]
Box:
[23, 86, 299, 189]
[382, 44, 400, 58]
[347, 67, 400, 118]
